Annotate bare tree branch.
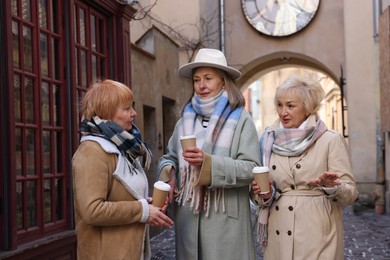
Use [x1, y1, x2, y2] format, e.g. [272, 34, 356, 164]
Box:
[132, 1, 221, 62]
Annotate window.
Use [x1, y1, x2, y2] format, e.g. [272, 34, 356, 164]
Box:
[74, 2, 108, 125]
[11, 0, 67, 244]
[2, 0, 119, 253]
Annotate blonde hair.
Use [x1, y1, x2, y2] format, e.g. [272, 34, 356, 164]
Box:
[220, 70, 246, 109]
[274, 75, 325, 115]
[82, 79, 134, 121]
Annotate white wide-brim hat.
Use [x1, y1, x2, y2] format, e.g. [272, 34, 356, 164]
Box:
[178, 48, 242, 80]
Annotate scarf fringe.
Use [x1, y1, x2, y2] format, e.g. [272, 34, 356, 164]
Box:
[255, 207, 269, 246]
[175, 165, 188, 205]
[142, 148, 152, 171]
[175, 163, 225, 217]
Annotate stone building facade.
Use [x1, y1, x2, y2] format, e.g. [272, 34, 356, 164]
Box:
[130, 0, 390, 213]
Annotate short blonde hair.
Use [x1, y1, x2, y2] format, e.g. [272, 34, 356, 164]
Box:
[274, 75, 325, 115]
[82, 79, 134, 121]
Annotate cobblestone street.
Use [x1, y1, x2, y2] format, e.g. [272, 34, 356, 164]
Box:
[150, 205, 390, 260]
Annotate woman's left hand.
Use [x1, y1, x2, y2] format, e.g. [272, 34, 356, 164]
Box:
[146, 204, 173, 228]
[182, 147, 204, 166]
[252, 180, 273, 200]
[147, 197, 169, 213]
[308, 172, 341, 188]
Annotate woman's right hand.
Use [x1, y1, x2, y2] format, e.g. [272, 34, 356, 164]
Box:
[147, 204, 173, 228]
[182, 147, 204, 166]
[252, 180, 272, 200]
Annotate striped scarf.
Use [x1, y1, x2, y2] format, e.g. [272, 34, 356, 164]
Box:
[256, 114, 327, 245]
[177, 90, 242, 216]
[80, 116, 152, 171]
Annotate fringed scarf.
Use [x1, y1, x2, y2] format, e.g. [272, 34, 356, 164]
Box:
[255, 115, 327, 246]
[176, 90, 242, 217]
[80, 116, 152, 172]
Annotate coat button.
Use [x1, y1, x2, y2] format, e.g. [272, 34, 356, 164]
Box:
[272, 165, 276, 170]
[296, 164, 301, 169]
[290, 185, 295, 190]
[288, 206, 293, 211]
[287, 230, 292, 236]
[275, 205, 279, 211]
[276, 230, 280, 235]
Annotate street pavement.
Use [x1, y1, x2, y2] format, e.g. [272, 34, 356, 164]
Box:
[150, 205, 390, 260]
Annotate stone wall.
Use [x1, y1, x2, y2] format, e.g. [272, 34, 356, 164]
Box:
[131, 26, 192, 190]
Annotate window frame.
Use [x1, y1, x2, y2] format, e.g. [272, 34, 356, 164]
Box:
[0, 0, 135, 252]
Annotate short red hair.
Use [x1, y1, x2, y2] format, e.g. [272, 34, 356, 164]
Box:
[81, 79, 134, 121]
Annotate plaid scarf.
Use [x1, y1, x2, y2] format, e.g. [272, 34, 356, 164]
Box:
[260, 114, 327, 167]
[256, 114, 327, 246]
[80, 116, 152, 171]
[176, 90, 242, 216]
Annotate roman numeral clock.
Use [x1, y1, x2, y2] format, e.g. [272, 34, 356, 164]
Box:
[241, 0, 320, 37]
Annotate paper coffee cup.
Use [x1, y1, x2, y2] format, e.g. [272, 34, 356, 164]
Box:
[152, 181, 171, 208]
[253, 166, 270, 194]
[180, 135, 196, 150]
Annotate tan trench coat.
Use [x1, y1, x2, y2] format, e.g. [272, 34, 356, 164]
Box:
[72, 138, 150, 260]
[260, 130, 358, 260]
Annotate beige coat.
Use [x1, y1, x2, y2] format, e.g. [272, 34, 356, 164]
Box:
[260, 130, 358, 260]
[72, 137, 150, 260]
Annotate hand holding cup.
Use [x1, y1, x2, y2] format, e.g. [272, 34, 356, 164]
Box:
[252, 166, 270, 194]
[152, 181, 171, 209]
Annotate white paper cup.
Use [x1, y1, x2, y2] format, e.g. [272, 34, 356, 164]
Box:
[152, 181, 171, 208]
[253, 166, 270, 194]
[180, 135, 196, 150]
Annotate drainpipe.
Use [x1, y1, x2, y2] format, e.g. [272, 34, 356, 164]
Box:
[373, 0, 385, 215]
[219, 0, 225, 53]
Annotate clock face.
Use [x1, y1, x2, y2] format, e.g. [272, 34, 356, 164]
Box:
[242, 0, 320, 37]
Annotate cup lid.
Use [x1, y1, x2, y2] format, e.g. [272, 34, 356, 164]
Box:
[154, 181, 171, 191]
[252, 166, 269, 173]
[180, 135, 196, 140]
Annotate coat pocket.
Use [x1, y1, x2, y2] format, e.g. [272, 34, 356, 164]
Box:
[225, 189, 239, 219]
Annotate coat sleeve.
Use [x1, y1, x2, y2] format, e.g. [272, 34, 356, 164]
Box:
[208, 110, 261, 188]
[72, 141, 146, 226]
[325, 132, 359, 207]
[157, 121, 181, 180]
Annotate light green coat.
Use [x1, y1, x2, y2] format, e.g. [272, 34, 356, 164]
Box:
[158, 109, 260, 260]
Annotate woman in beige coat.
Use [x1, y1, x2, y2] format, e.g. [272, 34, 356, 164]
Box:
[72, 80, 173, 260]
[252, 75, 358, 260]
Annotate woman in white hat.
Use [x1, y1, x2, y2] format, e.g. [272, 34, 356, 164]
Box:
[157, 48, 260, 259]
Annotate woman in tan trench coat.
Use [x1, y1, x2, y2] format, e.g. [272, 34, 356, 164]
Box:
[72, 79, 173, 260]
[252, 75, 358, 260]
